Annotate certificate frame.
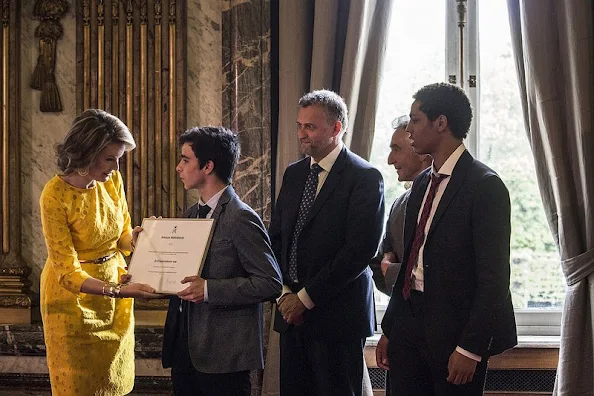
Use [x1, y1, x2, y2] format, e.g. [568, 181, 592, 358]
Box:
[127, 218, 215, 294]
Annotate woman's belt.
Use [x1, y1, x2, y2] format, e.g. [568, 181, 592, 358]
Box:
[79, 252, 117, 264]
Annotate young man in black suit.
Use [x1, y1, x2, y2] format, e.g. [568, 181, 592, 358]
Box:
[378, 83, 517, 396]
[269, 90, 385, 396]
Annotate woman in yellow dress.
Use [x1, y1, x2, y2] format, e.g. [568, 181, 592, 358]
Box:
[40, 109, 159, 396]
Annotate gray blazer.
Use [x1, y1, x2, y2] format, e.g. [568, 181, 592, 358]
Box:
[162, 185, 282, 373]
[370, 189, 410, 295]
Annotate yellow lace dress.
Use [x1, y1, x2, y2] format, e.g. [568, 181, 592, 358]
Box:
[40, 171, 135, 396]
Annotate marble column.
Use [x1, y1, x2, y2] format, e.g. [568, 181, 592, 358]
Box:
[222, 0, 271, 223]
[222, 2, 272, 394]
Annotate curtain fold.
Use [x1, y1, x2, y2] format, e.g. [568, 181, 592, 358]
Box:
[275, 0, 394, 191]
[507, 1, 594, 394]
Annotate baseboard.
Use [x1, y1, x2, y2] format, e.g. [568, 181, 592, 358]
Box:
[0, 308, 31, 324]
[134, 310, 167, 326]
[0, 373, 173, 395]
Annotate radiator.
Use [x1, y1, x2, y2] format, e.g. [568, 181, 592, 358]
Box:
[368, 368, 556, 394]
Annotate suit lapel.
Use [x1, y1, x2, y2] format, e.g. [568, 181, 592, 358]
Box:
[427, 150, 473, 238]
[198, 185, 233, 277]
[184, 203, 200, 219]
[404, 169, 430, 249]
[304, 147, 347, 226]
[211, 185, 233, 223]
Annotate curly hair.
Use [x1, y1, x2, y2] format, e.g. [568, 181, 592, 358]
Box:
[56, 109, 135, 174]
[413, 82, 473, 140]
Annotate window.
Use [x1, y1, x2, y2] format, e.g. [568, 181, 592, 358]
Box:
[371, 0, 564, 335]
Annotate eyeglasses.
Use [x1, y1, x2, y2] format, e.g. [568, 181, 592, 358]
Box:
[391, 114, 410, 130]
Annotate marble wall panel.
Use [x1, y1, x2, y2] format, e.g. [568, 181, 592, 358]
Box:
[20, 4, 77, 291]
[222, 2, 272, 394]
[222, 0, 271, 224]
[185, 0, 223, 205]
[187, 0, 222, 127]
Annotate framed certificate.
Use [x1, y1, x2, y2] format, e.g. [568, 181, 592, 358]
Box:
[127, 218, 215, 294]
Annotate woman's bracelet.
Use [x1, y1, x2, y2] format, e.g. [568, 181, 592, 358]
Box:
[102, 282, 123, 298]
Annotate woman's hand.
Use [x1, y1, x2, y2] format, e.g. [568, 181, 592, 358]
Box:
[131, 216, 160, 250]
[131, 226, 143, 250]
[119, 282, 161, 299]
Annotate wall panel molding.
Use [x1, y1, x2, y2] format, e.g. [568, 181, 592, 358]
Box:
[76, 0, 187, 223]
[0, 0, 32, 324]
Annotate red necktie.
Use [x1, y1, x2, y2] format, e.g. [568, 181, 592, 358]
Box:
[402, 173, 448, 300]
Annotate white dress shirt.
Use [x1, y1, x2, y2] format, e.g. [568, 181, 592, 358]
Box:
[411, 144, 466, 291]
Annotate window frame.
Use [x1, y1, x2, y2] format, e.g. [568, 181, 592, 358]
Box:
[373, 0, 563, 337]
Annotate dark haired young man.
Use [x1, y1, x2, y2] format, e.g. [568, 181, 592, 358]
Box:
[161, 126, 282, 396]
[379, 83, 517, 396]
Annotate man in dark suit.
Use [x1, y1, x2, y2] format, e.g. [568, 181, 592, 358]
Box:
[269, 90, 385, 396]
[370, 115, 432, 295]
[378, 83, 517, 396]
[160, 126, 283, 396]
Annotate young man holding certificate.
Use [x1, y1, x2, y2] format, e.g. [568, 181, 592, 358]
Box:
[160, 126, 283, 395]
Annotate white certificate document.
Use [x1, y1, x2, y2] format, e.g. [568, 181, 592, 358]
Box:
[128, 218, 215, 294]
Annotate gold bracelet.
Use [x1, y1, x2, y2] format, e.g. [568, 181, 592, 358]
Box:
[102, 283, 109, 297]
[114, 283, 122, 298]
[102, 282, 123, 298]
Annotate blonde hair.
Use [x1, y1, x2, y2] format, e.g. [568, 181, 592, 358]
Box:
[56, 109, 135, 174]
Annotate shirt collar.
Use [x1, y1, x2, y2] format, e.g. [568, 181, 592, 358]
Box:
[432, 143, 466, 176]
[199, 185, 228, 210]
[309, 142, 343, 173]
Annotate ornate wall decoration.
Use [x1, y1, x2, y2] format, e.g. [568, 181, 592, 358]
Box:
[76, 0, 187, 224]
[0, 0, 31, 324]
[0, 295, 31, 308]
[30, 0, 68, 112]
